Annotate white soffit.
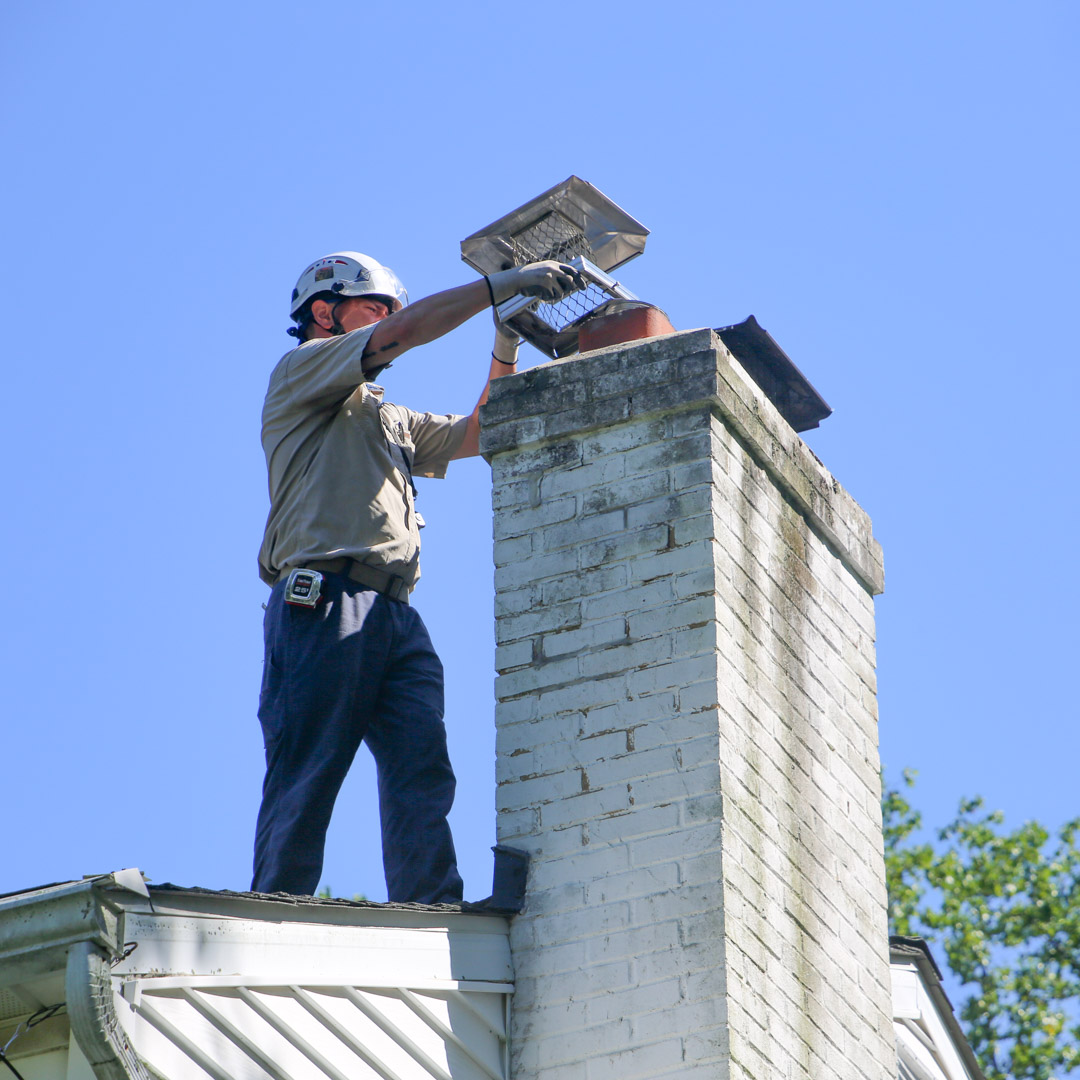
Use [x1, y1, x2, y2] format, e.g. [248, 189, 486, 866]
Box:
[118, 980, 509, 1080]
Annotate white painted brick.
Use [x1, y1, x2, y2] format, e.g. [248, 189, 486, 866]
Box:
[517, 959, 632, 1010]
[491, 334, 892, 1080]
[584, 1037, 685, 1080]
[531, 684, 621, 719]
[579, 692, 678, 737]
[682, 524, 725, 571]
[575, 728, 632, 758]
[673, 457, 717, 490]
[540, 563, 627, 605]
[577, 745, 679, 789]
[493, 694, 538, 725]
[577, 636, 676, 680]
[493, 497, 576, 540]
[627, 538, 714, 582]
[583, 862, 679, 905]
[669, 405, 714, 437]
[621, 432, 712, 477]
[494, 640, 534, 676]
[625, 487, 712, 530]
[582, 802, 682, 844]
[630, 823, 723, 869]
[529, 900, 633, 945]
[495, 601, 582, 645]
[492, 532, 532, 566]
[493, 583, 540, 616]
[579, 524, 670, 569]
[674, 566, 717, 599]
[628, 593, 719, 638]
[581, 416, 667, 460]
[536, 787, 633, 829]
[534, 1019, 635, 1067]
[492, 476, 536, 510]
[543, 618, 628, 658]
[495, 805, 539, 840]
[492, 438, 582, 480]
[625, 655, 721, 696]
[536, 843, 633, 885]
[498, 735, 598, 783]
[539, 456, 625, 498]
[582, 578, 674, 620]
[584, 977, 682, 1025]
[496, 775, 579, 814]
[582, 470, 671, 515]
[519, 822, 585, 857]
[584, 920, 681, 965]
[495, 711, 577, 753]
[541, 508, 626, 551]
[494, 548, 577, 590]
[494, 656, 582, 698]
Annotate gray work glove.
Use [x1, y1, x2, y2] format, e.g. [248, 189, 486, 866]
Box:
[492, 324, 520, 366]
[486, 260, 587, 305]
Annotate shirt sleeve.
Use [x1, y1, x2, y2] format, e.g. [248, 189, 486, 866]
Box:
[279, 326, 378, 410]
[404, 408, 469, 478]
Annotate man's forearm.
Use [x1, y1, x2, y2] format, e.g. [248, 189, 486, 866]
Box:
[451, 330, 519, 460]
[362, 279, 491, 372]
[361, 261, 584, 374]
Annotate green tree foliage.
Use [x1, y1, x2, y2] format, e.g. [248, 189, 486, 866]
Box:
[315, 886, 368, 902]
[883, 771, 1080, 1079]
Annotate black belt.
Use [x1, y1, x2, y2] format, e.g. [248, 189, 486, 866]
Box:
[278, 558, 411, 603]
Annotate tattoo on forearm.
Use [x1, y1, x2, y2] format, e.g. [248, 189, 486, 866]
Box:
[362, 340, 400, 361]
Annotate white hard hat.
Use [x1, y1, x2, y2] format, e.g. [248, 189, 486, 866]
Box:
[289, 251, 408, 322]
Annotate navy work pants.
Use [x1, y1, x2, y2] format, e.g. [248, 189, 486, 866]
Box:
[251, 573, 463, 904]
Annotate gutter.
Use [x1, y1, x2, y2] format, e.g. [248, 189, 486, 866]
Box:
[66, 941, 150, 1080]
[0, 870, 152, 1080]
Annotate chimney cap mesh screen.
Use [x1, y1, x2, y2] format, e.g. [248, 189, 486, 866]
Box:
[509, 210, 592, 265]
[461, 177, 649, 357]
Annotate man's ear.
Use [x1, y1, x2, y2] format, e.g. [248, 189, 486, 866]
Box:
[310, 298, 336, 330]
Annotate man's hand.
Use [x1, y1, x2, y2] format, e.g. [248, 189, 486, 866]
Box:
[486, 261, 587, 306]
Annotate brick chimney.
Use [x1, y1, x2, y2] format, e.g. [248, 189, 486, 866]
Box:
[480, 328, 893, 1079]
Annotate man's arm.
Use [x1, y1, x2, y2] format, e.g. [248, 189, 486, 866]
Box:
[362, 261, 584, 374]
[362, 280, 489, 373]
[451, 326, 519, 460]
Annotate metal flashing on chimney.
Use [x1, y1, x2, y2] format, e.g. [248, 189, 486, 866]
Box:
[715, 314, 833, 432]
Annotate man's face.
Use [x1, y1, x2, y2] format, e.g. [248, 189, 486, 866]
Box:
[334, 295, 391, 333]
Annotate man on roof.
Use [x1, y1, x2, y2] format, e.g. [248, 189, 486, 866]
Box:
[252, 251, 584, 904]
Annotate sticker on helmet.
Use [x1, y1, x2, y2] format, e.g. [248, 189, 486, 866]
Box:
[314, 267, 335, 281]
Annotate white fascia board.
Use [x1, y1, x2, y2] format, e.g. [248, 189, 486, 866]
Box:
[891, 956, 982, 1080]
[893, 964, 923, 1019]
[113, 912, 513, 986]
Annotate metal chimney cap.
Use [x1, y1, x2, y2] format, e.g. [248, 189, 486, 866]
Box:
[461, 176, 648, 277]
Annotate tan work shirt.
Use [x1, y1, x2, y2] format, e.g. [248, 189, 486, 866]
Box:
[258, 326, 467, 589]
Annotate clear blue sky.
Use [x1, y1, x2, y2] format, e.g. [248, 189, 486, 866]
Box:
[2, 1, 1077, 906]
